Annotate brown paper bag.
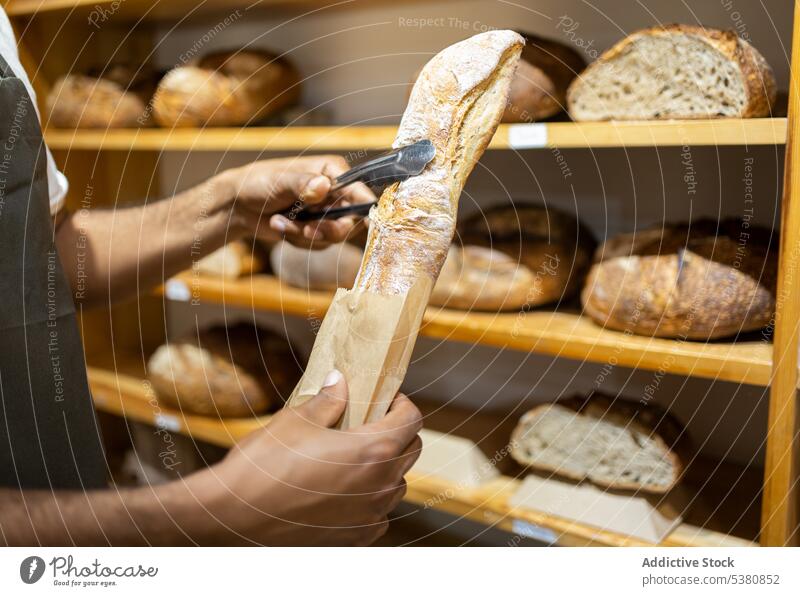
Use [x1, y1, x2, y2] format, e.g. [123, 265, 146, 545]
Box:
[289, 278, 433, 429]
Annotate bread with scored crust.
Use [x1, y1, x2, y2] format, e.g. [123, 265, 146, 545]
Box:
[581, 220, 777, 339]
[355, 30, 524, 295]
[568, 24, 776, 120]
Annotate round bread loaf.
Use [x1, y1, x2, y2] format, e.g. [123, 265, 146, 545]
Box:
[147, 324, 300, 417]
[457, 204, 596, 307]
[270, 241, 364, 291]
[195, 241, 264, 278]
[430, 245, 537, 311]
[46, 74, 148, 128]
[567, 25, 776, 120]
[510, 393, 685, 493]
[581, 220, 777, 339]
[503, 32, 586, 122]
[152, 49, 301, 127]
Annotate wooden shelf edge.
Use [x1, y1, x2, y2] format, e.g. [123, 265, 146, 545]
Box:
[159, 273, 774, 387]
[43, 119, 788, 152]
[87, 361, 756, 547]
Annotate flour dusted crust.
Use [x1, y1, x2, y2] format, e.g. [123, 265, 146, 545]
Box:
[567, 24, 776, 120]
[355, 31, 524, 295]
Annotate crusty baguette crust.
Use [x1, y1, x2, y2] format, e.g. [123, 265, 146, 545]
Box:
[355, 31, 524, 295]
[581, 221, 777, 339]
[510, 394, 685, 493]
[567, 24, 776, 120]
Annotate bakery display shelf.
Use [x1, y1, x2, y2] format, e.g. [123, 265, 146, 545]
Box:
[159, 273, 774, 387]
[85, 353, 757, 548]
[43, 118, 788, 153]
[4, 0, 359, 20]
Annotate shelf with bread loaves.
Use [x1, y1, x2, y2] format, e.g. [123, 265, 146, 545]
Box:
[86, 351, 759, 547]
[43, 119, 787, 151]
[12, 0, 800, 548]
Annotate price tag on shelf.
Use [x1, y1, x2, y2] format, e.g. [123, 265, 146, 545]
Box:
[164, 279, 191, 302]
[154, 413, 181, 433]
[512, 519, 558, 545]
[508, 123, 548, 149]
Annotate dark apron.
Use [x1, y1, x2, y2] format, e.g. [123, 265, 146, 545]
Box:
[0, 53, 106, 490]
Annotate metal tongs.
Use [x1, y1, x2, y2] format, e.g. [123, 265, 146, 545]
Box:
[286, 139, 436, 221]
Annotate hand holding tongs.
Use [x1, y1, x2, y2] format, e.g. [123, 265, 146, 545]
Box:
[284, 139, 436, 221]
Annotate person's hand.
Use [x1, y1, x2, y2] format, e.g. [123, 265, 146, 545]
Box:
[189, 371, 422, 545]
[217, 155, 376, 249]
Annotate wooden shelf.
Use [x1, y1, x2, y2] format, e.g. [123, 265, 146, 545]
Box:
[44, 119, 787, 153]
[159, 273, 774, 387]
[4, 0, 327, 20]
[86, 355, 756, 547]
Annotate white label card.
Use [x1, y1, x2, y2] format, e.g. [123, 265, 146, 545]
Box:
[511, 519, 558, 545]
[508, 123, 548, 149]
[164, 279, 191, 302]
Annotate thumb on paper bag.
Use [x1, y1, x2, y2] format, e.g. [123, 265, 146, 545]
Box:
[297, 369, 348, 427]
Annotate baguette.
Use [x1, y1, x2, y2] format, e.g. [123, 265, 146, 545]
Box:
[567, 25, 776, 121]
[152, 49, 300, 127]
[510, 394, 685, 493]
[581, 220, 777, 339]
[355, 30, 524, 294]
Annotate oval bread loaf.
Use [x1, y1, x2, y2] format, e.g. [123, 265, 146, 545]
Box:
[195, 241, 264, 278]
[356, 31, 525, 295]
[147, 324, 300, 417]
[270, 240, 363, 291]
[429, 244, 537, 310]
[510, 394, 685, 493]
[503, 32, 586, 122]
[458, 204, 596, 307]
[581, 220, 777, 339]
[567, 25, 776, 120]
[46, 74, 148, 128]
[152, 49, 300, 127]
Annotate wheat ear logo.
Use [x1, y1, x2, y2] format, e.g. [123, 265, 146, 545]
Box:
[19, 556, 46, 584]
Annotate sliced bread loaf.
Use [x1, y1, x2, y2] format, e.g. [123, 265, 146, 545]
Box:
[510, 395, 685, 493]
[567, 25, 776, 120]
